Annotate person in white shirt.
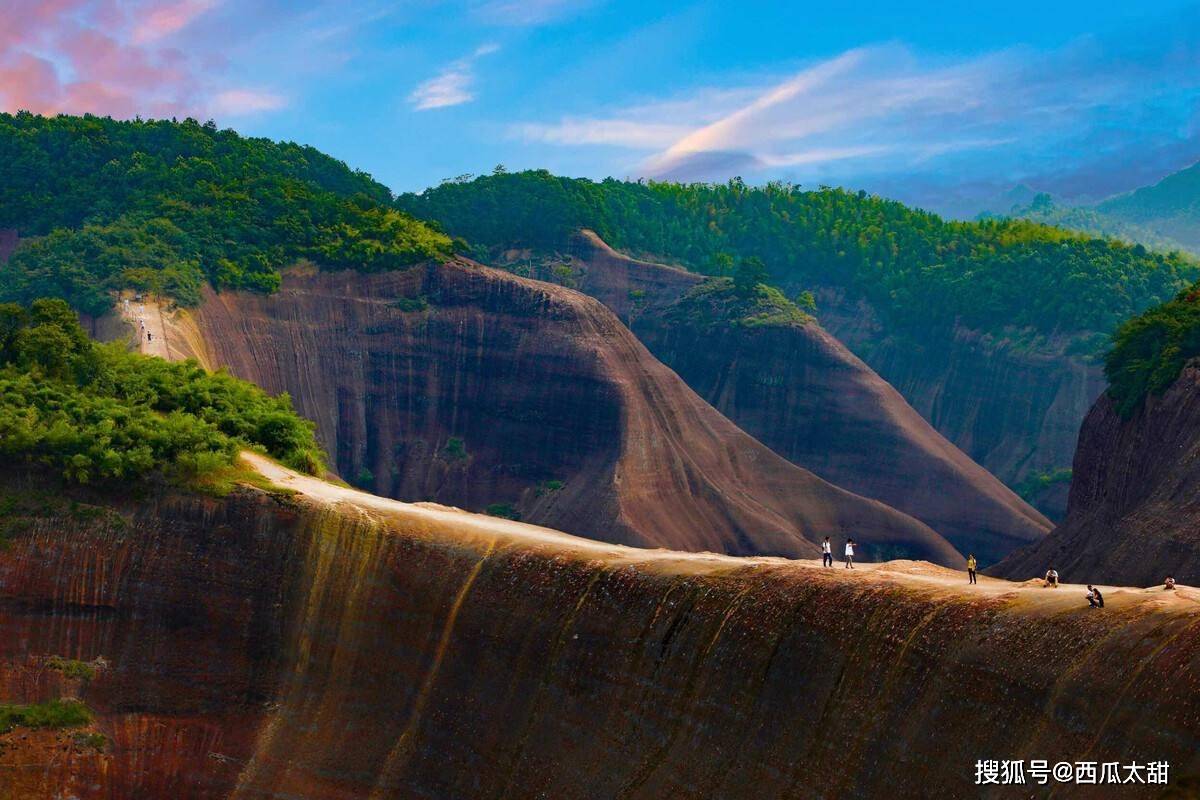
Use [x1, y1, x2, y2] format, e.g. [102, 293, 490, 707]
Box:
[844, 539, 856, 569]
[821, 537, 833, 568]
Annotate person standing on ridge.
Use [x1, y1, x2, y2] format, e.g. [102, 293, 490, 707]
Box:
[822, 537, 833, 568]
[844, 539, 856, 569]
[966, 554, 977, 584]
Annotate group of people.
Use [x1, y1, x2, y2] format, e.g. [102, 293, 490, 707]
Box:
[820, 537, 857, 569]
[125, 294, 154, 344]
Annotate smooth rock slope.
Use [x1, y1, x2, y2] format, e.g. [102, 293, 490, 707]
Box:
[159, 259, 959, 564]
[549, 231, 1050, 565]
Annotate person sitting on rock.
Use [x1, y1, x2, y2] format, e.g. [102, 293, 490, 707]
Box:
[1044, 568, 1059, 588]
[1086, 585, 1104, 608]
[1165, 576, 1177, 591]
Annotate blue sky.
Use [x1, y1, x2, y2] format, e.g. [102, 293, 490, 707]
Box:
[4, 0, 1200, 215]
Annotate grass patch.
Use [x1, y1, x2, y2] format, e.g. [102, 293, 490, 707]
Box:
[389, 295, 429, 312]
[45, 656, 97, 682]
[442, 436, 469, 463]
[484, 502, 520, 520]
[180, 460, 297, 499]
[667, 278, 813, 330]
[1013, 467, 1073, 503]
[0, 699, 92, 734]
[73, 731, 106, 751]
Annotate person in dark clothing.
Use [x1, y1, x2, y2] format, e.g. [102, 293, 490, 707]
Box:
[966, 554, 977, 584]
[1087, 585, 1105, 608]
[821, 537, 833, 568]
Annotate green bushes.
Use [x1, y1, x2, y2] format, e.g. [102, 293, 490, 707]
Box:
[399, 171, 1198, 342]
[667, 277, 812, 330]
[0, 699, 91, 733]
[1105, 285, 1200, 416]
[0, 298, 325, 485]
[0, 113, 451, 314]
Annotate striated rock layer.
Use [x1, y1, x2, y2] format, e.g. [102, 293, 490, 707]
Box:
[2, 463, 1199, 799]
[175, 260, 958, 564]
[551, 231, 1049, 565]
[994, 364, 1200, 586]
[813, 286, 1104, 508]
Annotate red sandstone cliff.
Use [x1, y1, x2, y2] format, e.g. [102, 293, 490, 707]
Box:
[175, 260, 959, 564]
[814, 286, 1104, 518]
[1, 460, 1198, 799]
[994, 364, 1200, 586]
[540, 232, 1049, 565]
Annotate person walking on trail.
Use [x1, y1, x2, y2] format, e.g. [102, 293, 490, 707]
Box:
[844, 539, 856, 569]
[821, 537, 833, 568]
[966, 554, 977, 584]
[1044, 568, 1059, 588]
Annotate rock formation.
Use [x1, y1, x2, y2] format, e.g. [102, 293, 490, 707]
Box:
[813, 285, 1104, 512]
[1, 459, 1198, 799]
[543, 231, 1049, 565]
[170, 260, 959, 564]
[994, 364, 1200, 586]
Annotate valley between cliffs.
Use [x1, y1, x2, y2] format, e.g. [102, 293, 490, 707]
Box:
[1, 455, 1198, 799]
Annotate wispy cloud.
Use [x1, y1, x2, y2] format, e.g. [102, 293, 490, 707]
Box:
[210, 88, 287, 115]
[132, 0, 220, 44]
[510, 26, 1200, 200]
[409, 43, 500, 111]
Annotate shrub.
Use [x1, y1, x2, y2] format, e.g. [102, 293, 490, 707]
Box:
[485, 502, 520, 520]
[0, 699, 92, 733]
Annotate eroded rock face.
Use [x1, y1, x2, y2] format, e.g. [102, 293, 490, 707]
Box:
[2, 483, 1198, 799]
[183, 260, 958, 563]
[813, 286, 1104, 503]
[994, 365, 1200, 586]
[555, 232, 1049, 565]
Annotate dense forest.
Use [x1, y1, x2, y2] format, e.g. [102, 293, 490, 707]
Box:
[1105, 284, 1200, 416]
[1097, 161, 1200, 253]
[0, 113, 451, 316]
[398, 170, 1198, 340]
[0, 298, 325, 485]
[994, 193, 1194, 256]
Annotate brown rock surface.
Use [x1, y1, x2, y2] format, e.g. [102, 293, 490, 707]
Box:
[166, 260, 959, 564]
[2, 458, 1198, 799]
[553, 231, 1049, 565]
[994, 364, 1200, 586]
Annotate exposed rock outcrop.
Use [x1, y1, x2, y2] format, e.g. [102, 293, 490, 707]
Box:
[994, 364, 1200, 586]
[813, 285, 1104, 504]
[172, 260, 959, 564]
[2, 461, 1198, 799]
[548, 232, 1049, 565]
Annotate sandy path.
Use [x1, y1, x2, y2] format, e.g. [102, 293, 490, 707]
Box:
[116, 292, 184, 360]
[242, 452, 1199, 613]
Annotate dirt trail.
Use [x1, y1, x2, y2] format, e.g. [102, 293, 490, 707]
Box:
[116, 292, 203, 362]
[243, 452, 1198, 614]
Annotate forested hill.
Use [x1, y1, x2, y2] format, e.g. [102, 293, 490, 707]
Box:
[1097, 160, 1200, 253]
[397, 170, 1198, 341]
[0, 113, 451, 316]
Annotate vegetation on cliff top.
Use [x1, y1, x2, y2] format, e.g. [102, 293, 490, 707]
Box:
[667, 275, 814, 330]
[0, 298, 325, 484]
[0, 699, 91, 734]
[1105, 284, 1200, 416]
[398, 170, 1198, 341]
[0, 113, 451, 316]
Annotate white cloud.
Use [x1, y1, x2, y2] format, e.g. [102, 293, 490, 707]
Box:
[409, 43, 500, 111]
[509, 36, 1200, 185]
[210, 88, 287, 115]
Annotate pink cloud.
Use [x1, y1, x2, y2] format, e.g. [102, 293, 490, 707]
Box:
[0, 0, 281, 121]
[132, 0, 220, 44]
